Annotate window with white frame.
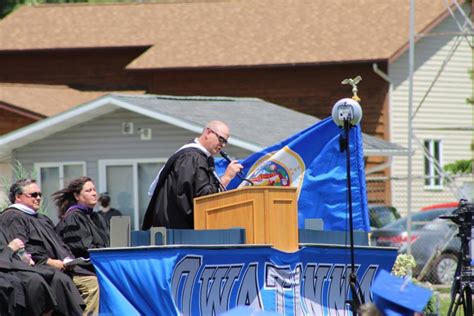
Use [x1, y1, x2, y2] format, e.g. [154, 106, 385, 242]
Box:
[423, 139, 442, 189]
[35, 162, 86, 222]
[98, 159, 166, 230]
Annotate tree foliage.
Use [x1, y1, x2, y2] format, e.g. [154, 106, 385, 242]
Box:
[0, 0, 66, 19]
[444, 159, 473, 175]
[0, 160, 47, 214]
[444, 69, 473, 172]
[0, 160, 36, 209]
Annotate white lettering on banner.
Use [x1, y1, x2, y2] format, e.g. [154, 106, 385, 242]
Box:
[327, 265, 352, 315]
[171, 256, 379, 315]
[302, 264, 332, 315]
[358, 265, 378, 309]
[171, 256, 201, 315]
[199, 265, 243, 315]
[236, 263, 263, 308]
[265, 264, 303, 315]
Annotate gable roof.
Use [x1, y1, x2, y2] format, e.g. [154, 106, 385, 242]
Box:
[0, 83, 146, 121]
[0, 93, 406, 160]
[0, 0, 454, 69]
[0, 83, 107, 117]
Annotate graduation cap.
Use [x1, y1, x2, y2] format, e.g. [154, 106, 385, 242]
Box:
[371, 270, 433, 316]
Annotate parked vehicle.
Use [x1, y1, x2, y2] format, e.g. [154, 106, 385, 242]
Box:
[420, 201, 459, 211]
[370, 208, 456, 248]
[368, 205, 400, 229]
[399, 218, 460, 285]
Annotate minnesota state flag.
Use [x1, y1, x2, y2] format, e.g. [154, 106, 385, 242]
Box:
[219, 117, 370, 232]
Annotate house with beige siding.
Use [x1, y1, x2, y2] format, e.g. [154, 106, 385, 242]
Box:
[389, 2, 473, 213]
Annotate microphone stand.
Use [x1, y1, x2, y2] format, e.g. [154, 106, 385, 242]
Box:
[342, 119, 365, 314]
[235, 172, 254, 186]
[207, 157, 226, 192]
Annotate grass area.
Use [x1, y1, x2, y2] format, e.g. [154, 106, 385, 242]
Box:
[437, 287, 466, 316]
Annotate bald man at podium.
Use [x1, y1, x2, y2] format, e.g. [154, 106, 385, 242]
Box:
[142, 120, 242, 230]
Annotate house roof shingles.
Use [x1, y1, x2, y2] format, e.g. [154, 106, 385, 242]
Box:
[0, 0, 451, 69]
[0, 84, 107, 116]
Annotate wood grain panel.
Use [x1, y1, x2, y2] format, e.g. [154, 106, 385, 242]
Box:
[194, 186, 298, 252]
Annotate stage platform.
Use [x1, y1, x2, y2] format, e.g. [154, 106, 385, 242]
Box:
[90, 243, 397, 315]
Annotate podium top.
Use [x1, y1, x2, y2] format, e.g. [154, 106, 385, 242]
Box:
[194, 185, 297, 202]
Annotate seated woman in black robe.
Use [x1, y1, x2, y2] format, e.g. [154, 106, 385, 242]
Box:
[0, 226, 85, 316]
[53, 177, 109, 263]
[0, 236, 58, 315]
[1, 178, 99, 315]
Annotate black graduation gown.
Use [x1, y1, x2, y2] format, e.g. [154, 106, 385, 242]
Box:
[0, 233, 57, 316]
[142, 147, 220, 230]
[0, 267, 22, 315]
[55, 209, 109, 260]
[0, 208, 94, 278]
[0, 224, 85, 316]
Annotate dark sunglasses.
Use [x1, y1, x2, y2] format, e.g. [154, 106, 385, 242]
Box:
[22, 192, 42, 198]
[207, 128, 228, 145]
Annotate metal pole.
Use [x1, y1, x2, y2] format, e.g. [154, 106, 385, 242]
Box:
[345, 120, 356, 274]
[406, 0, 415, 255]
[344, 119, 364, 313]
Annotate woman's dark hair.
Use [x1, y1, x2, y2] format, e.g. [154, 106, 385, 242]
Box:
[8, 178, 37, 203]
[52, 176, 93, 218]
[98, 192, 111, 208]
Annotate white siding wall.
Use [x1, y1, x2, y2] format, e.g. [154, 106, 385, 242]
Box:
[12, 108, 253, 188]
[389, 5, 473, 214]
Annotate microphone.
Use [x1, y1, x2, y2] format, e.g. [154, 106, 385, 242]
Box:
[219, 150, 233, 164]
[219, 150, 254, 186]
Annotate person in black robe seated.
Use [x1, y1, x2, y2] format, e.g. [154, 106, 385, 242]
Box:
[142, 120, 243, 230]
[97, 192, 122, 230]
[0, 237, 30, 316]
[0, 231, 85, 316]
[1, 237, 58, 316]
[53, 176, 109, 262]
[1, 238, 56, 315]
[0, 272, 16, 315]
[0, 179, 100, 315]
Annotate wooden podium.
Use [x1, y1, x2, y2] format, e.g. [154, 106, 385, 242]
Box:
[194, 186, 298, 252]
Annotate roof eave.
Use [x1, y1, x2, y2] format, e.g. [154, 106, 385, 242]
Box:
[0, 102, 46, 119]
[388, 5, 458, 63]
[0, 45, 152, 54]
[0, 94, 117, 159]
[125, 58, 389, 72]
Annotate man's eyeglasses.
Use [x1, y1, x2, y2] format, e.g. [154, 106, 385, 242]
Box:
[22, 192, 42, 199]
[207, 128, 228, 145]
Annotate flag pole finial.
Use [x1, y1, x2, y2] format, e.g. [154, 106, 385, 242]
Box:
[341, 76, 362, 102]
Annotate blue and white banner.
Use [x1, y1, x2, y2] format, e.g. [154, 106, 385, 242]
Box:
[217, 117, 369, 231]
[91, 245, 397, 315]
